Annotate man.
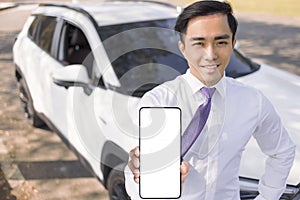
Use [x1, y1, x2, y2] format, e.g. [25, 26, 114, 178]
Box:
[125, 1, 295, 199]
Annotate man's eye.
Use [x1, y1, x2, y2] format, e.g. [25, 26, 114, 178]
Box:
[193, 42, 204, 46]
[217, 41, 228, 46]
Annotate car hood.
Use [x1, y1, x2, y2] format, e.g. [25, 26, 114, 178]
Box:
[237, 64, 300, 185]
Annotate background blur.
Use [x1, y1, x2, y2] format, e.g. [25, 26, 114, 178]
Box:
[172, 0, 300, 16]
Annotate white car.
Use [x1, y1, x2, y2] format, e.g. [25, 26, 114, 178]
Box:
[13, 2, 300, 199]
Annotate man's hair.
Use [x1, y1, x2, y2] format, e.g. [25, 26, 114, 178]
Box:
[175, 0, 238, 43]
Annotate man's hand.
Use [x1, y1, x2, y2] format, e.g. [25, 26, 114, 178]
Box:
[128, 146, 140, 183]
[128, 146, 190, 186]
[180, 161, 190, 188]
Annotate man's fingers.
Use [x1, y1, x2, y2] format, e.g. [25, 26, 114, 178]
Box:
[129, 162, 139, 176]
[129, 146, 140, 168]
[134, 146, 140, 157]
[128, 160, 135, 172]
[129, 146, 139, 158]
[181, 162, 190, 183]
[132, 157, 140, 168]
[128, 161, 140, 183]
[128, 146, 140, 184]
[134, 176, 140, 183]
[180, 162, 190, 174]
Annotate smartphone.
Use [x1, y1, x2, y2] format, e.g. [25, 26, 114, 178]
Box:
[139, 107, 181, 199]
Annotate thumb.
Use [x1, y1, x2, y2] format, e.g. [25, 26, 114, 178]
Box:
[181, 161, 190, 174]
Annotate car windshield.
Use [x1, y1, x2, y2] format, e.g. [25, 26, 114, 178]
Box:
[227, 50, 260, 78]
[98, 19, 260, 97]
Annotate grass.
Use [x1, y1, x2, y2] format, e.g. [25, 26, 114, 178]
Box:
[175, 0, 300, 17]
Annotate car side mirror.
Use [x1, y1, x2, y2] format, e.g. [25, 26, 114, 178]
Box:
[51, 64, 89, 89]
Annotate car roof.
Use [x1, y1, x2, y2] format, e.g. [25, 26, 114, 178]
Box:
[38, 1, 181, 26]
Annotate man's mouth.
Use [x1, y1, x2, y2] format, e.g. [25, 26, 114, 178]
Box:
[201, 64, 220, 70]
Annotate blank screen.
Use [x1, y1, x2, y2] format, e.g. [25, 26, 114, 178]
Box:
[139, 107, 181, 199]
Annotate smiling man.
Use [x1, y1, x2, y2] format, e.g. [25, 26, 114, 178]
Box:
[178, 13, 234, 87]
[126, 1, 295, 199]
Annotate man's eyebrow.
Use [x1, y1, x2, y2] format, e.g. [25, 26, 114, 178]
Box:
[189, 34, 230, 41]
[190, 37, 205, 41]
[215, 34, 230, 40]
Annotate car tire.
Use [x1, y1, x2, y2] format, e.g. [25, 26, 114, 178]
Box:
[18, 78, 44, 128]
[107, 164, 131, 200]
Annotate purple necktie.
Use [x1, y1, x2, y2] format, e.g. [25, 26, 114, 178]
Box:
[182, 87, 216, 157]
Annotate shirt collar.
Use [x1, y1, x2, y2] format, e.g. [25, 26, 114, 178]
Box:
[182, 69, 226, 99]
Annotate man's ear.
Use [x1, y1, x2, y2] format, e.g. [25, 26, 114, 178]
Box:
[178, 40, 185, 56]
[232, 38, 236, 49]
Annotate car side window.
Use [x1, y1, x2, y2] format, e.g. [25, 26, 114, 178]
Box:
[38, 16, 57, 55]
[57, 21, 105, 88]
[28, 16, 39, 41]
[58, 23, 94, 79]
[27, 15, 58, 56]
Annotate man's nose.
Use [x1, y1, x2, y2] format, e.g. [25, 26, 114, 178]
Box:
[204, 45, 218, 61]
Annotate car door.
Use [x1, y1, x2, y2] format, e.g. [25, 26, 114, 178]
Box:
[54, 21, 111, 177]
[56, 20, 139, 179]
[64, 59, 139, 180]
[36, 16, 69, 134]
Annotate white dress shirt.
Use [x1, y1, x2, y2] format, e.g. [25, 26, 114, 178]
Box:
[125, 70, 295, 200]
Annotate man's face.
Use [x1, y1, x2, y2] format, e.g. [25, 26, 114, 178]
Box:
[179, 14, 235, 86]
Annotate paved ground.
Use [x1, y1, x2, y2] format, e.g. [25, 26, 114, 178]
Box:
[0, 2, 299, 200]
[236, 11, 300, 76]
[0, 41, 109, 199]
[0, 40, 109, 199]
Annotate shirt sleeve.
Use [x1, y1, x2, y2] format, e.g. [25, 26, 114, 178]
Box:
[253, 92, 296, 200]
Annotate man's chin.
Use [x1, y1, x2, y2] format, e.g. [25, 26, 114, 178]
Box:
[202, 76, 222, 87]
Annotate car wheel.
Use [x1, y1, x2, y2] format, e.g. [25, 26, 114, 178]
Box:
[107, 164, 131, 200]
[18, 78, 44, 127]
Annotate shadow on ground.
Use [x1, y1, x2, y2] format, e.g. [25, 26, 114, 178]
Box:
[237, 20, 300, 75]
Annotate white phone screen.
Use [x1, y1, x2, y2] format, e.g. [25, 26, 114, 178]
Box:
[139, 107, 181, 199]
